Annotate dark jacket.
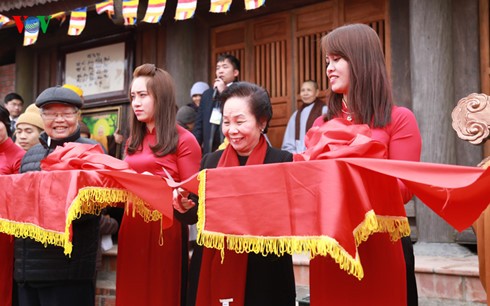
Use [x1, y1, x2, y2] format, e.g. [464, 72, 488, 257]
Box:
[192, 88, 223, 154]
[187, 146, 296, 306]
[14, 127, 101, 283]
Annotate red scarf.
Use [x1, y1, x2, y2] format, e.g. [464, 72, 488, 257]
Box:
[196, 136, 268, 306]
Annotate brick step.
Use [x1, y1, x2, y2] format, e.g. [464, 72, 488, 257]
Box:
[95, 245, 117, 306]
[97, 247, 488, 305]
[293, 253, 488, 305]
[96, 271, 116, 306]
[99, 244, 118, 272]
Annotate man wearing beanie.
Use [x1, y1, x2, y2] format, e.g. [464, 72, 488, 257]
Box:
[14, 86, 101, 306]
[177, 105, 197, 131]
[15, 104, 44, 151]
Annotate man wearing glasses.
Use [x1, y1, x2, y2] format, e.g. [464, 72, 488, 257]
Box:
[14, 86, 101, 306]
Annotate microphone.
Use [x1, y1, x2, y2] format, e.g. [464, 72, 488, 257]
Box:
[212, 87, 218, 100]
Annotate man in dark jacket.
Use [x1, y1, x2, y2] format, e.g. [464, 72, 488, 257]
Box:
[14, 86, 101, 306]
[193, 54, 240, 154]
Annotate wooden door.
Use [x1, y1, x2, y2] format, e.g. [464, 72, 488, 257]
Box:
[210, 0, 389, 148]
[210, 15, 291, 147]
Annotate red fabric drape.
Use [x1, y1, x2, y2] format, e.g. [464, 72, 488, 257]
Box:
[196, 136, 267, 306]
[182, 120, 490, 280]
[0, 143, 173, 254]
[294, 117, 387, 161]
[196, 136, 268, 306]
[2, 126, 490, 302]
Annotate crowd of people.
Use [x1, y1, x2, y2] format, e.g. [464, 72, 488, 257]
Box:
[7, 22, 478, 306]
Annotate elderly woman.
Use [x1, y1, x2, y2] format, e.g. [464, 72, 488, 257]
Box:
[15, 104, 44, 151]
[0, 104, 25, 306]
[185, 82, 296, 306]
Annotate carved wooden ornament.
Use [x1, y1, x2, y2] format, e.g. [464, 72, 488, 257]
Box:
[451, 93, 490, 144]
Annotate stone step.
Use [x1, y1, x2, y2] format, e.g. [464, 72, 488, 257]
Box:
[293, 253, 488, 305]
[97, 246, 488, 305]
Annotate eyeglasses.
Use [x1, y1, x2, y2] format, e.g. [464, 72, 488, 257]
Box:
[41, 111, 78, 120]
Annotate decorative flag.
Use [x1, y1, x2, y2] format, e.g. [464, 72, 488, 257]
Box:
[244, 0, 265, 10]
[23, 16, 39, 46]
[0, 14, 11, 29]
[174, 0, 197, 20]
[67, 7, 87, 36]
[122, 0, 139, 25]
[96, 0, 115, 16]
[142, 0, 166, 23]
[209, 0, 232, 13]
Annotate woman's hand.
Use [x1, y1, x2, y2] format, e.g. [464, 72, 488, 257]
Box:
[172, 188, 196, 213]
[478, 156, 490, 169]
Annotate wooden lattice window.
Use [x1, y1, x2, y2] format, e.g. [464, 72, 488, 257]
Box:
[296, 31, 328, 94]
[254, 40, 288, 98]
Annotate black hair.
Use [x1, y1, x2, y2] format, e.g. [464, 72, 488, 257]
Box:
[0, 104, 12, 138]
[217, 54, 241, 81]
[219, 82, 273, 133]
[4, 92, 24, 105]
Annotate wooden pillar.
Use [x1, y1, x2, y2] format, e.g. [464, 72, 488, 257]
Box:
[165, 20, 209, 107]
[389, 0, 412, 109]
[410, 0, 457, 243]
[14, 46, 35, 108]
[452, 0, 482, 168]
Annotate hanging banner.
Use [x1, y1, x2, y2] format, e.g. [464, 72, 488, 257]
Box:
[210, 0, 232, 13]
[175, 0, 197, 20]
[67, 7, 87, 36]
[0, 14, 11, 29]
[244, 0, 265, 10]
[23, 16, 39, 46]
[122, 0, 139, 25]
[142, 0, 166, 23]
[96, 0, 115, 16]
[7, 0, 268, 45]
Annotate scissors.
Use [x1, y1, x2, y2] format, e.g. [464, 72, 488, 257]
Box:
[162, 167, 184, 197]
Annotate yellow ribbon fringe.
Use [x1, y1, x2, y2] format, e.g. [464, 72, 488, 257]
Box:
[196, 169, 410, 280]
[0, 187, 162, 256]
